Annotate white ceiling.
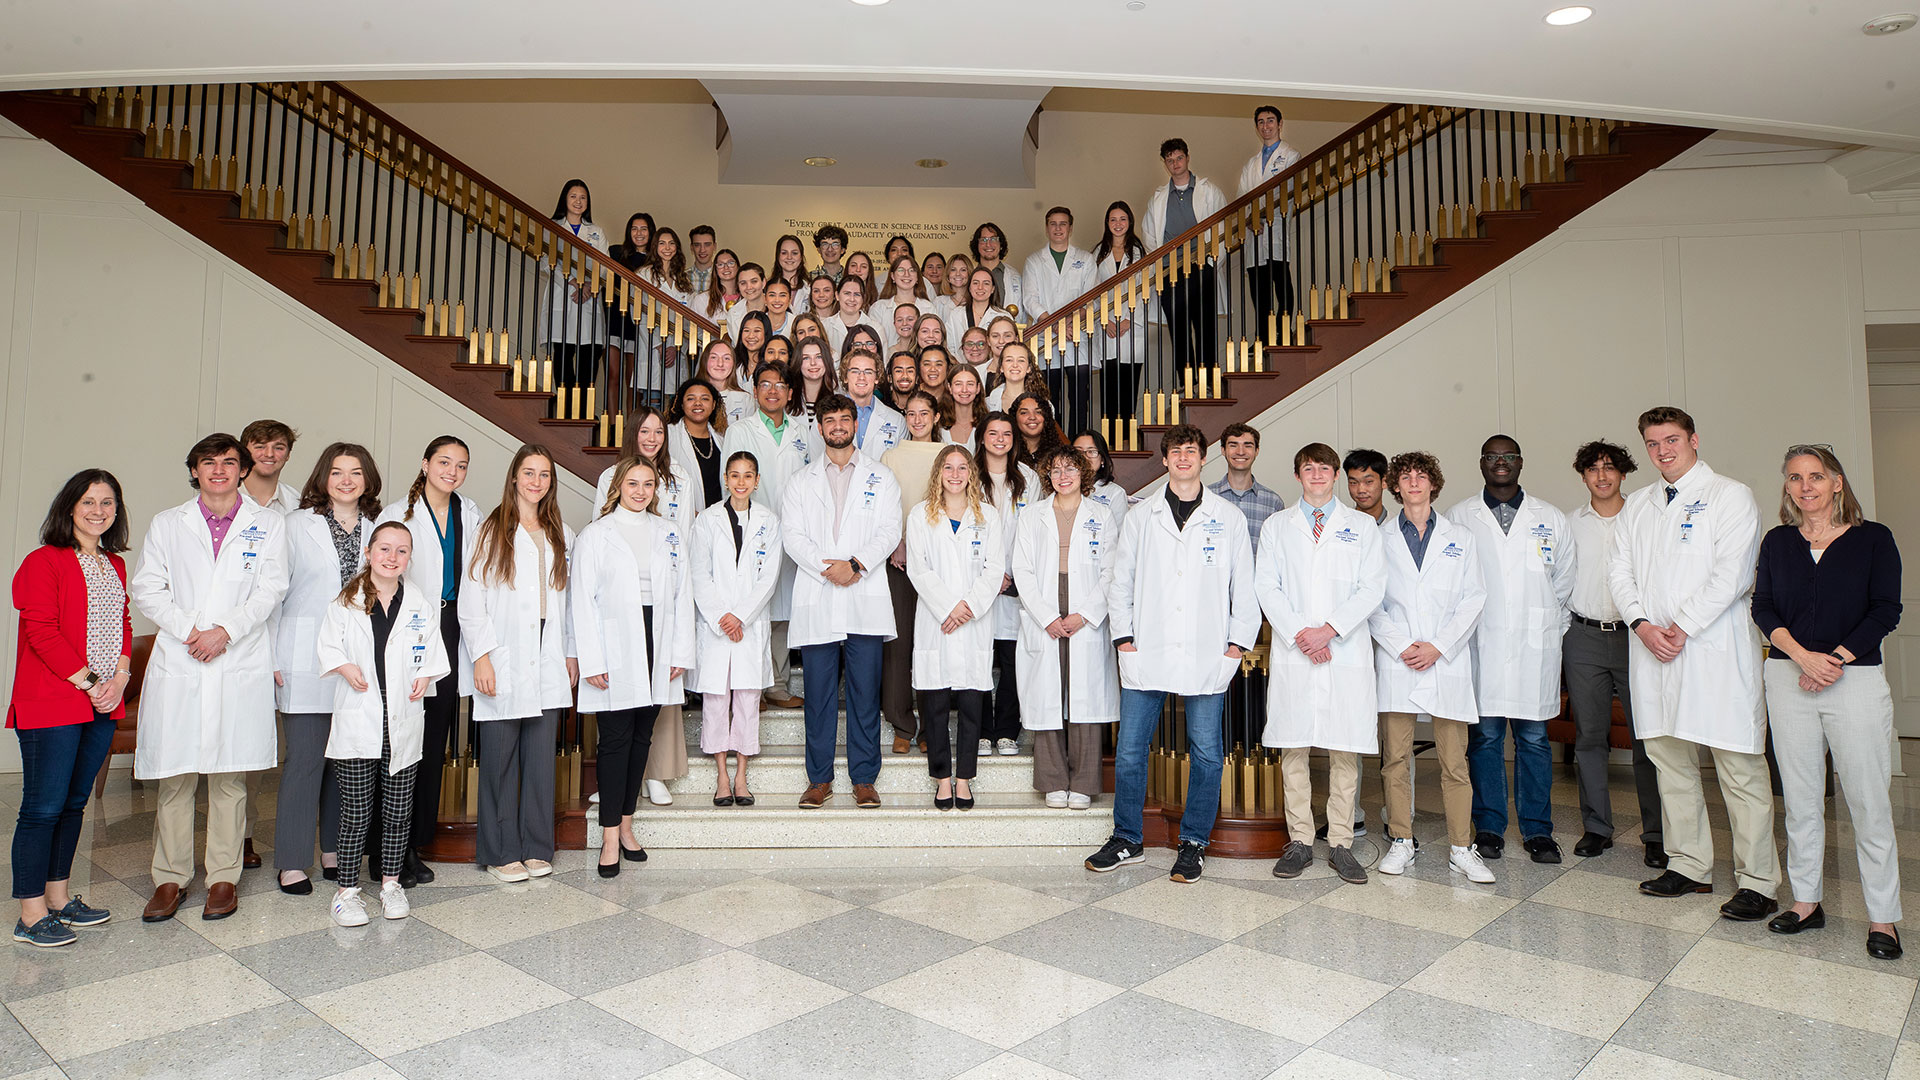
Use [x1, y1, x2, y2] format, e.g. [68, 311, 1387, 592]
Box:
[706, 81, 1045, 187]
[6, 1, 1920, 150]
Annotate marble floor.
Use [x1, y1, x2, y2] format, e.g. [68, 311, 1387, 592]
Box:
[1, 747, 1919, 1080]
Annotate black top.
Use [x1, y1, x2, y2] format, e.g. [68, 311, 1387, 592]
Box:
[725, 502, 745, 556]
[370, 582, 403, 712]
[689, 434, 723, 506]
[1166, 486, 1202, 531]
[1751, 521, 1902, 666]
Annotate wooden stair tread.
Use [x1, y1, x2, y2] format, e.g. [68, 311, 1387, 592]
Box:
[266, 247, 333, 259]
[405, 334, 466, 345]
[311, 277, 377, 288]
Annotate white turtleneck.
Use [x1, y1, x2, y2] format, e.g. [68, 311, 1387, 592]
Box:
[611, 504, 655, 604]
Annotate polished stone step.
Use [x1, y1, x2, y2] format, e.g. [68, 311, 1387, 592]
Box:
[657, 745, 1037, 797]
[676, 706, 1031, 752]
[597, 792, 1114, 849]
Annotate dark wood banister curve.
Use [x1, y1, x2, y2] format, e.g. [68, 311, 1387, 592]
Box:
[284, 79, 723, 341]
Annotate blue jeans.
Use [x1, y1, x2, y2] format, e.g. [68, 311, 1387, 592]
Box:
[801, 636, 884, 786]
[1468, 715, 1554, 840]
[12, 713, 116, 899]
[1112, 688, 1226, 847]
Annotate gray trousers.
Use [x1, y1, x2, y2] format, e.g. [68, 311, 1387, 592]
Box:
[474, 710, 558, 867]
[1562, 620, 1662, 843]
[1766, 661, 1903, 923]
[272, 712, 340, 871]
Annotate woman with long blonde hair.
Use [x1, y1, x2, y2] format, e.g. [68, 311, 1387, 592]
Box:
[904, 445, 1004, 809]
[457, 445, 576, 882]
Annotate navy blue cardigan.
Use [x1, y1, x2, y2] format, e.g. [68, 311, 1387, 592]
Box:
[1750, 521, 1902, 665]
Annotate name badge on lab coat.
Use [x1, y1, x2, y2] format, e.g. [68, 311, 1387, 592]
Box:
[240, 550, 259, 574]
[860, 475, 883, 512]
[1440, 542, 1464, 559]
[1529, 523, 1556, 565]
[1200, 517, 1224, 566]
[1679, 500, 1708, 545]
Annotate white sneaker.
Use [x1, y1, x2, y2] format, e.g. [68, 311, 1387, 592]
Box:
[1045, 790, 1069, 809]
[488, 862, 530, 883]
[1450, 845, 1496, 884]
[978, 739, 994, 757]
[524, 859, 553, 878]
[380, 881, 410, 920]
[588, 790, 601, 804]
[996, 738, 1020, 756]
[1379, 837, 1416, 876]
[1067, 792, 1092, 811]
[331, 888, 369, 927]
[645, 779, 674, 806]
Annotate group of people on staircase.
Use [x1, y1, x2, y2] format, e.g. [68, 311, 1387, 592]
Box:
[537, 106, 1307, 439]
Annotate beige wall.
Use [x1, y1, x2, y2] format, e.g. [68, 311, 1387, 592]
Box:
[351, 81, 1376, 269]
[1212, 162, 1920, 523]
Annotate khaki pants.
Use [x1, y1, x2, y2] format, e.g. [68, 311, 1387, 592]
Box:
[769, 621, 793, 699]
[152, 771, 248, 888]
[643, 704, 688, 782]
[1380, 712, 1473, 847]
[1643, 734, 1781, 893]
[1282, 747, 1359, 848]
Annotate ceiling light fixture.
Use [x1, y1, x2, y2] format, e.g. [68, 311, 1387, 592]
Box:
[850, 0, 892, 6]
[803, 156, 837, 167]
[1863, 13, 1917, 34]
[916, 158, 948, 169]
[1125, 2, 1147, 10]
[1543, 5, 1593, 25]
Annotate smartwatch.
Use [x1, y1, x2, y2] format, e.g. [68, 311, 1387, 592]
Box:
[1629, 618, 1648, 631]
[848, 557, 865, 576]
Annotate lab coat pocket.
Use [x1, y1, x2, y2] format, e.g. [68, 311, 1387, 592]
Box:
[284, 617, 319, 675]
[483, 645, 512, 698]
[1117, 648, 1144, 689]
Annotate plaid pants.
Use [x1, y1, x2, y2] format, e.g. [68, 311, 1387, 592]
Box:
[335, 724, 417, 889]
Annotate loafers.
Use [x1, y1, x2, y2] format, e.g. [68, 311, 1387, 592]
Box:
[892, 736, 911, 754]
[1868, 928, 1903, 960]
[1644, 842, 1669, 869]
[798, 783, 833, 809]
[201, 881, 238, 921]
[1768, 906, 1826, 934]
[142, 883, 182, 923]
[1720, 888, 1779, 922]
[1573, 832, 1613, 858]
[1474, 831, 1504, 860]
[1524, 836, 1563, 865]
[1640, 869, 1711, 897]
[853, 784, 882, 809]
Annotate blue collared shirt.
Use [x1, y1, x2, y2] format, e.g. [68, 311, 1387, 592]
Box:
[1209, 476, 1285, 550]
[856, 398, 875, 442]
[1399, 510, 1435, 570]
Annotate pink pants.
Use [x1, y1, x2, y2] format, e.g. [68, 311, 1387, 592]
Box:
[701, 684, 762, 756]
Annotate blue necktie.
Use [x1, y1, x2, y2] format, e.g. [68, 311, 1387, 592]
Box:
[1665, 486, 1677, 505]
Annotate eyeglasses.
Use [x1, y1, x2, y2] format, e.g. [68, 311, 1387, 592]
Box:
[1049, 466, 1081, 476]
[1480, 453, 1520, 465]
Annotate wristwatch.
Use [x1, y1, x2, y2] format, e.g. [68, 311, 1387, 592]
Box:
[75, 670, 100, 692]
[848, 557, 865, 575]
[1629, 618, 1648, 631]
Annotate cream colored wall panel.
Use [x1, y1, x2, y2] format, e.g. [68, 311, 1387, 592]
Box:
[24, 214, 205, 557]
[213, 275, 382, 467]
[0, 141, 137, 206]
[1350, 288, 1502, 503]
[384, 380, 597, 528]
[1240, 383, 1342, 497]
[1678, 231, 1860, 500]
[1862, 229, 1920, 313]
[1509, 238, 1672, 509]
[1574, 163, 1898, 231]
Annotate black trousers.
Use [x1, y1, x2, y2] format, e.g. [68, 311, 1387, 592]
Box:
[1247, 260, 1294, 340]
[596, 706, 659, 826]
[410, 602, 462, 850]
[1157, 265, 1217, 374]
[983, 638, 1021, 742]
[1045, 368, 1092, 438]
[923, 688, 986, 780]
[552, 342, 603, 389]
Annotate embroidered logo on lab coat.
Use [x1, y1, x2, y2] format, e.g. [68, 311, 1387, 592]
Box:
[1333, 527, 1359, 544]
[1440, 542, 1465, 559]
[406, 612, 432, 633]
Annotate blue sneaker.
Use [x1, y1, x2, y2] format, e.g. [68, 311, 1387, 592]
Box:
[13, 915, 76, 948]
[55, 896, 111, 928]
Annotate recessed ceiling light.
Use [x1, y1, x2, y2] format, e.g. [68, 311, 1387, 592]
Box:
[850, 0, 891, 6]
[1125, 1, 1147, 10]
[803, 156, 837, 167]
[1863, 13, 1917, 34]
[916, 158, 948, 169]
[1544, 5, 1593, 25]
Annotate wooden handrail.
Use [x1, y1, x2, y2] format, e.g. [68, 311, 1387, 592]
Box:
[1021, 101, 1424, 356]
[269, 80, 722, 345]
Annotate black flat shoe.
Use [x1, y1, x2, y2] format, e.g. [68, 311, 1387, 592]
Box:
[1769, 906, 1826, 934]
[735, 792, 755, 807]
[956, 790, 974, 811]
[1474, 831, 1504, 860]
[1644, 842, 1669, 869]
[1869, 929, 1903, 960]
[1720, 888, 1779, 922]
[405, 849, 436, 885]
[277, 873, 312, 896]
[1573, 832, 1613, 858]
[621, 844, 647, 863]
[597, 859, 621, 879]
[1640, 869, 1712, 897]
[713, 794, 735, 807]
[1524, 836, 1562, 865]
[321, 866, 338, 882]
[935, 793, 954, 811]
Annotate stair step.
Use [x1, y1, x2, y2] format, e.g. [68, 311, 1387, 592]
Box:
[312, 277, 377, 289]
[660, 750, 1037, 797]
[613, 792, 1113, 849]
[405, 334, 465, 345]
[266, 247, 335, 260]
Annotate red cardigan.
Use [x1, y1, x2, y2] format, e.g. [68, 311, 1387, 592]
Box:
[9, 545, 131, 729]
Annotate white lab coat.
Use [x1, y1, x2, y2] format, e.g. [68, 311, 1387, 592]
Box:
[1445, 492, 1577, 720]
[1141, 176, 1229, 250]
[571, 510, 695, 711]
[273, 508, 371, 714]
[1238, 140, 1302, 264]
[1109, 487, 1260, 696]
[539, 220, 608, 347]
[375, 492, 482, 697]
[1088, 481, 1130, 526]
[668, 422, 721, 516]
[905, 500, 1005, 691]
[241, 482, 302, 518]
[1092, 246, 1149, 366]
[723, 299, 762, 342]
[457, 524, 576, 722]
[594, 458, 698, 532]
[822, 311, 880, 357]
[721, 412, 815, 622]
[946, 304, 1011, 343]
[127, 497, 290, 778]
[715, 390, 753, 427]
[858, 399, 908, 460]
[1369, 511, 1486, 723]
[314, 586, 451, 773]
[1607, 462, 1767, 753]
[1255, 501, 1386, 752]
[689, 502, 784, 694]
[871, 296, 930, 343]
[1012, 495, 1119, 727]
[987, 465, 1042, 640]
[780, 450, 903, 647]
[1021, 246, 1100, 369]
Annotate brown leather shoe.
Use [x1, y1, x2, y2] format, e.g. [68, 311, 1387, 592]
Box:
[142, 882, 182, 923]
[242, 838, 261, 869]
[892, 736, 910, 754]
[201, 881, 238, 920]
[798, 783, 833, 809]
[764, 694, 803, 709]
[853, 784, 881, 808]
